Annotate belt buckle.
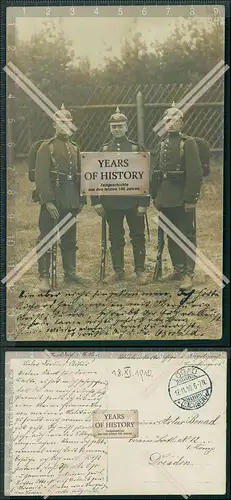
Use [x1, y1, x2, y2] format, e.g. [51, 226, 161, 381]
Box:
[67, 174, 73, 181]
[163, 173, 167, 179]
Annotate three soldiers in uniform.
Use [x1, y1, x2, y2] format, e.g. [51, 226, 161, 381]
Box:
[32, 102, 202, 291]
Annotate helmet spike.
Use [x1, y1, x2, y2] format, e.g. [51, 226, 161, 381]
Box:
[109, 106, 127, 125]
[53, 103, 73, 123]
[163, 100, 183, 122]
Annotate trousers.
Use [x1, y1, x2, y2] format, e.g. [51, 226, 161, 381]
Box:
[105, 208, 146, 273]
[161, 206, 197, 275]
[37, 206, 77, 278]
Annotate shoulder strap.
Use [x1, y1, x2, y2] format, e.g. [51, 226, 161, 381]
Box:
[179, 133, 193, 160]
[48, 142, 56, 167]
[180, 138, 185, 159]
[48, 141, 60, 185]
[69, 141, 81, 173]
[69, 140, 78, 153]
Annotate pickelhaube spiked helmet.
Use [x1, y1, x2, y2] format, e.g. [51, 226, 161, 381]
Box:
[53, 103, 73, 122]
[163, 101, 183, 121]
[109, 106, 128, 124]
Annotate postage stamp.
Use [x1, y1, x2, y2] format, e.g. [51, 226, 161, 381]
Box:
[168, 365, 212, 410]
[92, 409, 138, 438]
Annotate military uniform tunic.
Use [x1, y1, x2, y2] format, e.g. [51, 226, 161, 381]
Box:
[35, 135, 85, 210]
[92, 135, 150, 274]
[151, 131, 202, 208]
[151, 131, 203, 276]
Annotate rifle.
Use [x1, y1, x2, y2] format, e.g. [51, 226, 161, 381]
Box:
[100, 217, 107, 281]
[145, 212, 150, 242]
[192, 206, 197, 233]
[153, 214, 165, 281]
[51, 222, 58, 289]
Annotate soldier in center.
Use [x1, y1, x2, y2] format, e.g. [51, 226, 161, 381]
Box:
[92, 107, 150, 285]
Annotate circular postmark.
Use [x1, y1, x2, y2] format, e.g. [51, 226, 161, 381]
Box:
[168, 365, 212, 410]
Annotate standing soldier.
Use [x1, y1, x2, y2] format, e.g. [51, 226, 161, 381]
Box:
[151, 102, 203, 291]
[92, 106, 150, 285]
[34, 104, 86, 292]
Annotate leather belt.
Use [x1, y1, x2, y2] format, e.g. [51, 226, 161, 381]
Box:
[51, 170, 75, 181]
[161, 171, 184, 180]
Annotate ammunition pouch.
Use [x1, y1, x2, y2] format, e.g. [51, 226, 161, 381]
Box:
[151, 169, 185, 198]
[153, 169, 185, 185]
[153, 170, 185, 182]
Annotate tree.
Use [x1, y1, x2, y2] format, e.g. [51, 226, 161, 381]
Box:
[94, 31, 160, 84]
[15, 21, 79, 106]
[94, 18, 224, 84]
[13, 17, 225, 95]
[148, 19, 224, 84]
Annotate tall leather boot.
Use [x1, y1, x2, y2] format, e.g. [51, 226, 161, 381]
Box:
[133, 245, 149, 285]
[61, 247, 83, 285]
[161, 264, 185, 282]
[38, 251, 51, 292]
[103, 247, 124, 284]
[162, 234, 185, 282]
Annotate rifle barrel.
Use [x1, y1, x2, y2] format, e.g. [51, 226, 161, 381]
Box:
[51, 226, 58, 289]
[153, 217, 165, 282]
[145, 212, 150, 242]
[100, 217, 107, 281]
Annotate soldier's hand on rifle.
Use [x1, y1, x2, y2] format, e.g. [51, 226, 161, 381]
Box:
[184, 202, 196, 212]
[137, 206, 147, 216]
[46, 202, 59, 220]
[94, 204, 105, 217]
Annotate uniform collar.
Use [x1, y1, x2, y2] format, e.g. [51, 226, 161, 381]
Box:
[167, 131, 181, 137]
[112, 135, 128, 144]
[55, 134, 70, 142]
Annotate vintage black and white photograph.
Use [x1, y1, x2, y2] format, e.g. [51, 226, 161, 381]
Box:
[5, 4, 227, 341]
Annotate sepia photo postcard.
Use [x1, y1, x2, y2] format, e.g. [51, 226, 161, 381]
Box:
[2, 2, 230, 341]
[4, 349, 228, 496]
